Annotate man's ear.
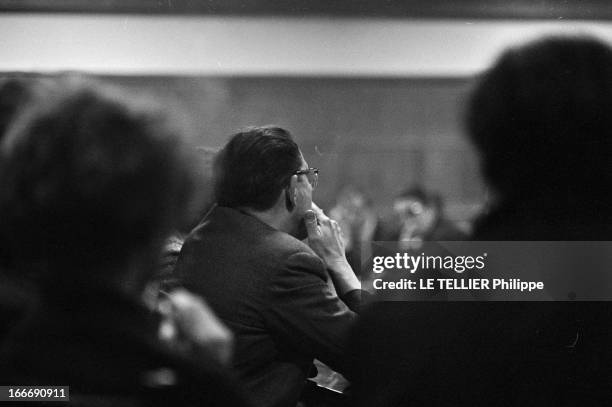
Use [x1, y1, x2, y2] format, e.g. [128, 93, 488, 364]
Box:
[285, 175, 298, 211]
[285, 189, 294, 211]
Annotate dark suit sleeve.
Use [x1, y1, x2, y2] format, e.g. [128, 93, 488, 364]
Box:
[263, 251, 358, 375]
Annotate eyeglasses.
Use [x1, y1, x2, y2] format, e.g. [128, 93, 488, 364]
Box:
[294, 167, 319, 189]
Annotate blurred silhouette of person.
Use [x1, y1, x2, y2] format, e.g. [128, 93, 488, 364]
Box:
[156, 146, 220, 293]
[0, 82, 248, 406]
[374, 185, 467, 249]
[350, 36, 612, 407]
[329, 186, 377, 274]
[0, 76, 54, 343]
[0, 76, 45, 137]
[151, 145, 235, 367]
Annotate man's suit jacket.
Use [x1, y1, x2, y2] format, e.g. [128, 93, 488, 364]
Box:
[174, 206, 358, 407]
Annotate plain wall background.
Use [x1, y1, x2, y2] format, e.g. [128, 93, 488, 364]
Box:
[4, 14, 612, 222]
[95, 75, 481, 220]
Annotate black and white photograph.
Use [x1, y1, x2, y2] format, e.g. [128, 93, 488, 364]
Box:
[2, 1, 612, 406]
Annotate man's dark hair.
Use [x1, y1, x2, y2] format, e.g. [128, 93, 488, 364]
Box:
[466, 36, 612, 201]
[0, 83, 196, 280]
[213, 126, 302, 211]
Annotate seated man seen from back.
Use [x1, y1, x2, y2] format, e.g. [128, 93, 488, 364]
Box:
[174, 126, 364, 407]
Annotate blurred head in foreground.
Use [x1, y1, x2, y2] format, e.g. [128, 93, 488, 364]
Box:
[393, 185, 441, 229]
[467, 35, 612, 208]
[0, 82, 196, 293]
[0, 75, 60, 139]
[0, 77, 36, 139]
[467, 36, 612, 239]
[0, 76, 54, 270]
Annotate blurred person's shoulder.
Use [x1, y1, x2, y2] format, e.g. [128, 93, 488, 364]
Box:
[0, 288, 249, 407]
[0, 271, 34, 344]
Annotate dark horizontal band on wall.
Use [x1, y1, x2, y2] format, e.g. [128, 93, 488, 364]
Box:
[1, 0, 612, 20]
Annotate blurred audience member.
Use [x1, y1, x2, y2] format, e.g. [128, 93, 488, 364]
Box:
[156, 146, 219, 292]
[175, 126, 364, 407]
[148, 146, 234, 368]
[374, 185, 467, 248]
[0, 76, 49, 137]
[0, 76, 50, 270]
[329, 186, 377, 273]
[351, 36, 612, 407]
[468, 38, 612, 240]
[0, 82, 247, 406]
[158, 288, 234, 367]
[0, 76, 53, 342]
